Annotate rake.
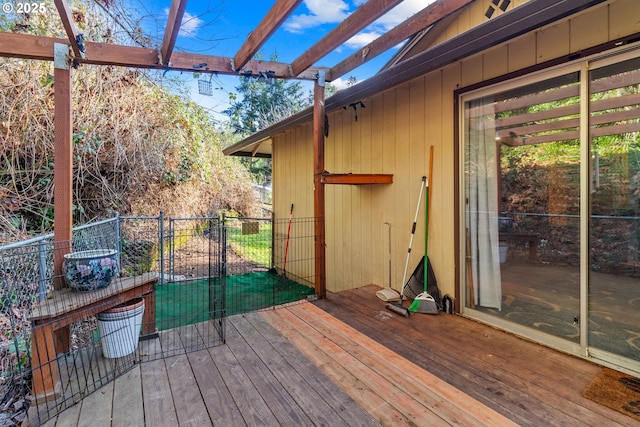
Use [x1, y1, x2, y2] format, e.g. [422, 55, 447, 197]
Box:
[409, 146, 438, 314]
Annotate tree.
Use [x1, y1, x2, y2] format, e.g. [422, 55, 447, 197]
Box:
[224, 73, 308, 135]
[224, 57, 310, 184]
[223, 57, 345, 185]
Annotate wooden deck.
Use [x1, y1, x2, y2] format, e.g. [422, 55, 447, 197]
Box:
[38, 285, 635, 426]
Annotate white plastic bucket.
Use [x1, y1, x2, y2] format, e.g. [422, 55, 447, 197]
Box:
[97, 297, 145, 358]
[499, 244, 508, 264]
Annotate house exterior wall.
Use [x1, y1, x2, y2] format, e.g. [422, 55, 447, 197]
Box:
[272, 0, 640, 295]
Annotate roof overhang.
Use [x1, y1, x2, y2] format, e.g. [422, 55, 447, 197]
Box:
[223, 0, 608, 158]
[229, 138, 273, 158]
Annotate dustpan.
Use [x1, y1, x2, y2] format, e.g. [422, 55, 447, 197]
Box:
[410, 291, 439, 314]
[376, 288, 401, 302]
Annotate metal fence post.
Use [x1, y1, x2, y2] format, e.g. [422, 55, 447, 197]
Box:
[271, 210, 275, 270]
[115, 211, 122, 273]
[38, 240, 48, 301]
[159, 211, 165, 285]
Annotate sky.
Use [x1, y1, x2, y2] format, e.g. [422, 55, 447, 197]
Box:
[127, 0, 432, 123]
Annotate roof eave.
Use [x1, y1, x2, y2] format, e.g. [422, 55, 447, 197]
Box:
[224, 0, 607, 157]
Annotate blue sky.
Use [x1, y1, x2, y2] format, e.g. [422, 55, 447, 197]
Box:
[128, 0, 431, 122]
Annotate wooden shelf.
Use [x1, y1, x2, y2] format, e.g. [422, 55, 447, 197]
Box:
[320, 173, 393, 185]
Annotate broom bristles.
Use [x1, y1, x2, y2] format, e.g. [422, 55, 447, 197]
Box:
[408, 292, 439, 314]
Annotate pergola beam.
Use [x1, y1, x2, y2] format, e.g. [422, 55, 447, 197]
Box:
[53, 0, 84, 58]
[233, 0, 303, 71]
[290, 0, 403, 77]
[0, 32, 324, 80]
[160, 0, 189, 65]
[330, 0, 473, 80]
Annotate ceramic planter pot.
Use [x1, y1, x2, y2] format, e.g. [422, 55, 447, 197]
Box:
[498, 217, 513, 232]
[63, 249, 119, 292]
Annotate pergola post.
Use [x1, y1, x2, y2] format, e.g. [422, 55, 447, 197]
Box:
[32, 43, 73, 400]
[52, 43, 73, 289]
[313, 71, 326, 298]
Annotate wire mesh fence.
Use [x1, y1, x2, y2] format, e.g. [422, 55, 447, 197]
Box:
[139, 216, 225, 361]
[0, 218, 129, 425]
[224, 215, 317, 314]
[0, 212, 320, 425]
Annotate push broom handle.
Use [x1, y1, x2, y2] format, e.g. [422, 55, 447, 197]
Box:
[400, 176, 426, 296]
[424, 180, 429, 293]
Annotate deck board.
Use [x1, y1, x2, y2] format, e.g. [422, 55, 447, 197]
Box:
[76, 380, 113, 427]
[112, 366, 144, 427]
[186, 346, 246, 426]
[288, 302, 514, 426]
[35, 286, 634, 427]
[330, 287, 611, 426]
[315, 285, 634, 427]
[261, 306, 453, 426]
[241, 312, 380, 427]
[166, 353, 210, 427]
[140, 358, 178, 426]
[51, 399, 80, 427]
[259, 307, 406, 426]
[224, 319, 313, 426]
[208, 330, 279, 426]
[229, 315, 351, 426]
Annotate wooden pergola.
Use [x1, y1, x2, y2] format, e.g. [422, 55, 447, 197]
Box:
[0, 0, 472, 297]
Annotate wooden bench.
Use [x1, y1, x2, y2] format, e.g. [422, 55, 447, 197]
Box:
[30, 272, 158, 400]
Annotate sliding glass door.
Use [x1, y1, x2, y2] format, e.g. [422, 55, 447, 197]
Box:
[461, 47, 640, 368]
[588, 55, 640, 363]
[463, 70, 582, 344]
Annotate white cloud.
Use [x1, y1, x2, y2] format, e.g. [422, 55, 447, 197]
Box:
[339, 0, 433, 50]
[330, 75, 367, 91]
[164, 8, 203, 38]
[330, 76, 351, 90]
[284, 0, 351, 33]
[343, 31, 381, 49]
[283, 0, 434, 50]
[375, 0, 433, 30]
[180, 11, 203, 37]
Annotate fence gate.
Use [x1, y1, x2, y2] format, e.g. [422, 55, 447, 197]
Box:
[126, 215, 227, 361]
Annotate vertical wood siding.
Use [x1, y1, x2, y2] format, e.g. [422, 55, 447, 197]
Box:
[272, 0, 640, 294]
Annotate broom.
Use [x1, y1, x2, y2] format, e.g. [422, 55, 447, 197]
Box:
[385, 176, 427, 317]
[409, 148, 438, 314]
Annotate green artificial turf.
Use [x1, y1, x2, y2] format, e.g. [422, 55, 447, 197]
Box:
[155, 271, 314, 331]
